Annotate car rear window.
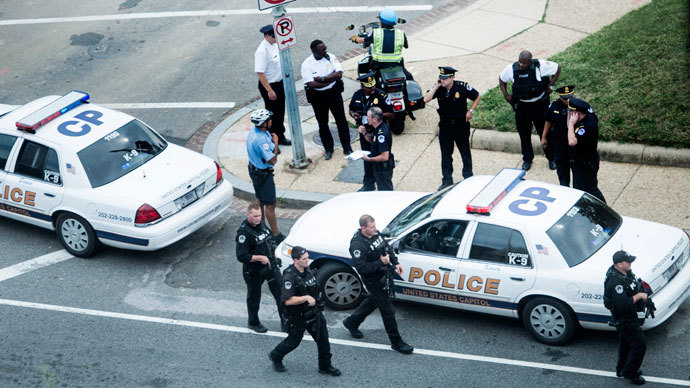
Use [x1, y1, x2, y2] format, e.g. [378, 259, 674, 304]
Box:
[546, 194, 622, 267]
[77, 119, 167, 188]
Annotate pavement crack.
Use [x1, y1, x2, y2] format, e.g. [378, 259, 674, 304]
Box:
[611, 163, 643, 207]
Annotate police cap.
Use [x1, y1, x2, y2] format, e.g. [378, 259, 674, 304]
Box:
[291, 246, 308, 260]
[556, 85, 575, 98]
[357, 72, 376, 87]
[260, 24, 274, 34]
[567, 97, 591, 113]
[438, 66, 457, 79]
[613, 250, 636, 264]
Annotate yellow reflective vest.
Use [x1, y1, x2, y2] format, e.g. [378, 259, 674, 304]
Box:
[371, 28, 405, 63]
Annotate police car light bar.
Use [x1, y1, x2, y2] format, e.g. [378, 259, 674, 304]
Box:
[16, 91, 90, 133]
[466, 168, 525, 214]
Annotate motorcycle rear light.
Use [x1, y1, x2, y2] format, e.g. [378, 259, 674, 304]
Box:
[387, 77, 403, 82]
[393, 102, 403, 111]
[214, 161, 223, 184]
[135, 203, 161, 225]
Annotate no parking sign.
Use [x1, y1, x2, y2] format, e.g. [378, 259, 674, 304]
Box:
[273, 15, 297, 50]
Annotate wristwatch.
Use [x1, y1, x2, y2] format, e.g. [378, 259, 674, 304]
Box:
[469, 109, 475, 114]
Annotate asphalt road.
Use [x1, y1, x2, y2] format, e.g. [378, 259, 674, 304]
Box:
[1, 208, 689, 387]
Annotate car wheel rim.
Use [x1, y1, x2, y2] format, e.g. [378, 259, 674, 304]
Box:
[529, 304, 566, 339]
[61, 218, 89, 253]
[324, 272, 362, 306]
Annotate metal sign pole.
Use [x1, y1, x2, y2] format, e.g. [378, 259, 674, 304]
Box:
[272, 6, 309, 168]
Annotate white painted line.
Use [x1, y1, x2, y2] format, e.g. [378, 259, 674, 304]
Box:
[0, 298, 688, 386]
[0, 250, 73, 282]
[0, 5, 433, 26]
[100, 102, 236, 109]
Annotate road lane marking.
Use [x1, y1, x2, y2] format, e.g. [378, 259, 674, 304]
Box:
[0, 298, 688, 386]
[100, 102, 236, 109]
[0, 5, 433, 26]
[0, 250, 73, 283]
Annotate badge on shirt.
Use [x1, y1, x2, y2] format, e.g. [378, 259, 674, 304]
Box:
[263, 143, 270, 150]
[577, 128, 586, 136]
[455, 92, 460, 99]
[238, 235, 246, 243]
[615, 284, 624, 294]
[353, 250, 361, 258]
[378, 135, 385, 143]
[373, 98, 378, 104]
[284, 281, 292, 290]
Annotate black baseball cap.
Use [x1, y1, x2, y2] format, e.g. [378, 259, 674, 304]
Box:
[291, 246, 307, 259]
[613, 250, 636, 264]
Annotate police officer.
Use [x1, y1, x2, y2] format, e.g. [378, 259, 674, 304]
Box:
[255, 25, 291, 147]
[542, 85, 575, 186]
[499, 50, 561, 171]
[349, 72, 394, 192]
[423, 66, 481, 190]
[350, 8, 411, 78]
[246, 108, 284, 240]
[361, 107, 395, 191]
[268, 246, 341, 376]
[604, 250, 649, 385]
[236, 203, 286, 333]
[343, 215, 413, 355]
[567, 97, 606, 203]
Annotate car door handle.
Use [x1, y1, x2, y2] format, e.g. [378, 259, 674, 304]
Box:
[510, 277, 525, 281]
[44, 193, 55, 198]
[439, 266, 454, 271]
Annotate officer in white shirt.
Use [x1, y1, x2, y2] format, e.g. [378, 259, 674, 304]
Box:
[498, 50, 560, 171]
[300, 40, 353, 160]
[255, 25, 291, 146]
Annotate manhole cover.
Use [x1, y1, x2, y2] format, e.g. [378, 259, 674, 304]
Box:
[312, 124, 357, 148]
[296, 89, 310, 105]
[88, 41, 128, 59]
[336, 159, 365, 183]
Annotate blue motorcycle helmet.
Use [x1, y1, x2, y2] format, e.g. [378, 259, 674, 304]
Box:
[378, 8, 397, 27]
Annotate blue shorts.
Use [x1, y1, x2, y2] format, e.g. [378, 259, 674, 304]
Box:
[248, 165, 276, 205]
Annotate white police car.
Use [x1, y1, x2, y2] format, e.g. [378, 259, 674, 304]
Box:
[0, 91, 233, 257]
[277, 168, 690, 345]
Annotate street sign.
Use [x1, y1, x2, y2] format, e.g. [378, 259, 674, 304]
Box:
[273, 15, 297, 51]
[258, 0, 296, 11]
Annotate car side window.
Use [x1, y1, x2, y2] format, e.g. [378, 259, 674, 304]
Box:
[14, 140, 62, 185]
[469, 223, 531, 267]
[0, 134, 17, 170]
[401, 220, 468, 257]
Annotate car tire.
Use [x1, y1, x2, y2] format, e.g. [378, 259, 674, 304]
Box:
[522, 297, 576, 346]
[56, 213, 98, 258]
[316, 263, 364, 310]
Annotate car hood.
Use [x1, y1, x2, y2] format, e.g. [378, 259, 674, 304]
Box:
[285, 191, 426, 258]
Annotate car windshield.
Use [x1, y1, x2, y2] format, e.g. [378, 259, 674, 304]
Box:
[77, 119, 167, 188]
[546, 194, 622, 267]
[383, 186, 452, 237]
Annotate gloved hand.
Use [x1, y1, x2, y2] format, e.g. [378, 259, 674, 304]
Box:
[349, 35, 358, 43]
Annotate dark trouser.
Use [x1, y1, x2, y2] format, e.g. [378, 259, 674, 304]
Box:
[243, 267, 284, 325]
[552, 136, 571, 186]
[258, 80, 287, 141]
[310, 88, 351, 153]
[359, 133, 375, 189]
[248, 165, 277, 205]
[515, 99, 553, 163]
[572, 154, 606, 203]
[439, 118, 473, 184]
[344, 284, 401, 344]
[270, 313, 332, 370]
[616, 320, 647, 378]
[372, 163, 394, 191]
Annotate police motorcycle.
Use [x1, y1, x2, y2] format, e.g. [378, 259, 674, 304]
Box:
[346, 12, 425, 135]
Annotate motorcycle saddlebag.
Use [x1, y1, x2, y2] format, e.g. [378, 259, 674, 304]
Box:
[406, 79, 425, 111]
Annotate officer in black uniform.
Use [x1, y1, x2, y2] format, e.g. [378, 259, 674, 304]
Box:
[235, 203, 286, 333]
[424, 66, 481, 190]
[268, 246, 341, 376]
[603, 250, 650, 385]
[343, 214, 413, 354]
[349, 72, 394, 192]
[542, 85, 575, 186]
[361, 107, 395, 191]
[567, 97, 606, 203]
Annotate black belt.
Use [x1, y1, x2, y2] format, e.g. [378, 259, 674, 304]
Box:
[249, 164, 272, 172]
[440, 118, 464, 124]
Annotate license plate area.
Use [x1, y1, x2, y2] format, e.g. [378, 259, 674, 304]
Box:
[174, 182, 205, 210]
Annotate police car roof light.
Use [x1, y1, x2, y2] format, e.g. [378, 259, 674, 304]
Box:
[466, 168, 525, 214]
[16, 90, 90, 133]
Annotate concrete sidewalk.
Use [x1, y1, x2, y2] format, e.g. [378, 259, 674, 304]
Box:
[209, 0, 690, 230]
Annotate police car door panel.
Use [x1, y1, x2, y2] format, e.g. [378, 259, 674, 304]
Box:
[455, 221, 537, 317]
[0, 133, 19, 217]
[3, 139, 64, 226]
[395, 219, 467, 308]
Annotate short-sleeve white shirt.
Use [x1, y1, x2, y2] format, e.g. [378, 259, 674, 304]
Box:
[499, 59, 559, 102]
[254, 39, 282, 83]
[300, 53, 343, 91]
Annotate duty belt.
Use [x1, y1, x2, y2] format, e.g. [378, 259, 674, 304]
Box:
[440, 117, 464, 125]
[248, 164, 273, 172]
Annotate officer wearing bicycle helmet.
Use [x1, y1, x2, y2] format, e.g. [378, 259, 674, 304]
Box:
[350, 9, 409, 73]
[246, 108, 285, 243]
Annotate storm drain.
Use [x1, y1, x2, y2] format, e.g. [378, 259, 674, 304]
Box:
[311, 124, 357, 148]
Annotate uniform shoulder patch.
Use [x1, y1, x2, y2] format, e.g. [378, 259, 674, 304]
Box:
[377, 134, 385, 143]
[284, 281, 292, 290]
[615, 284, 624, 294]
[577, 127, 586, 136]
[353, 249, 361, 258]
[466, 84, 473, 91]
[238, 235, 246, 243]
[588, 107, 594, 114]
[262, 143, 270, 150]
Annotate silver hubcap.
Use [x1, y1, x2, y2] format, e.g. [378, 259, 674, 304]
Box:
[529, 304, 566, 339]
[324, 272, 362, 306]
[60, 218, 89, 253]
